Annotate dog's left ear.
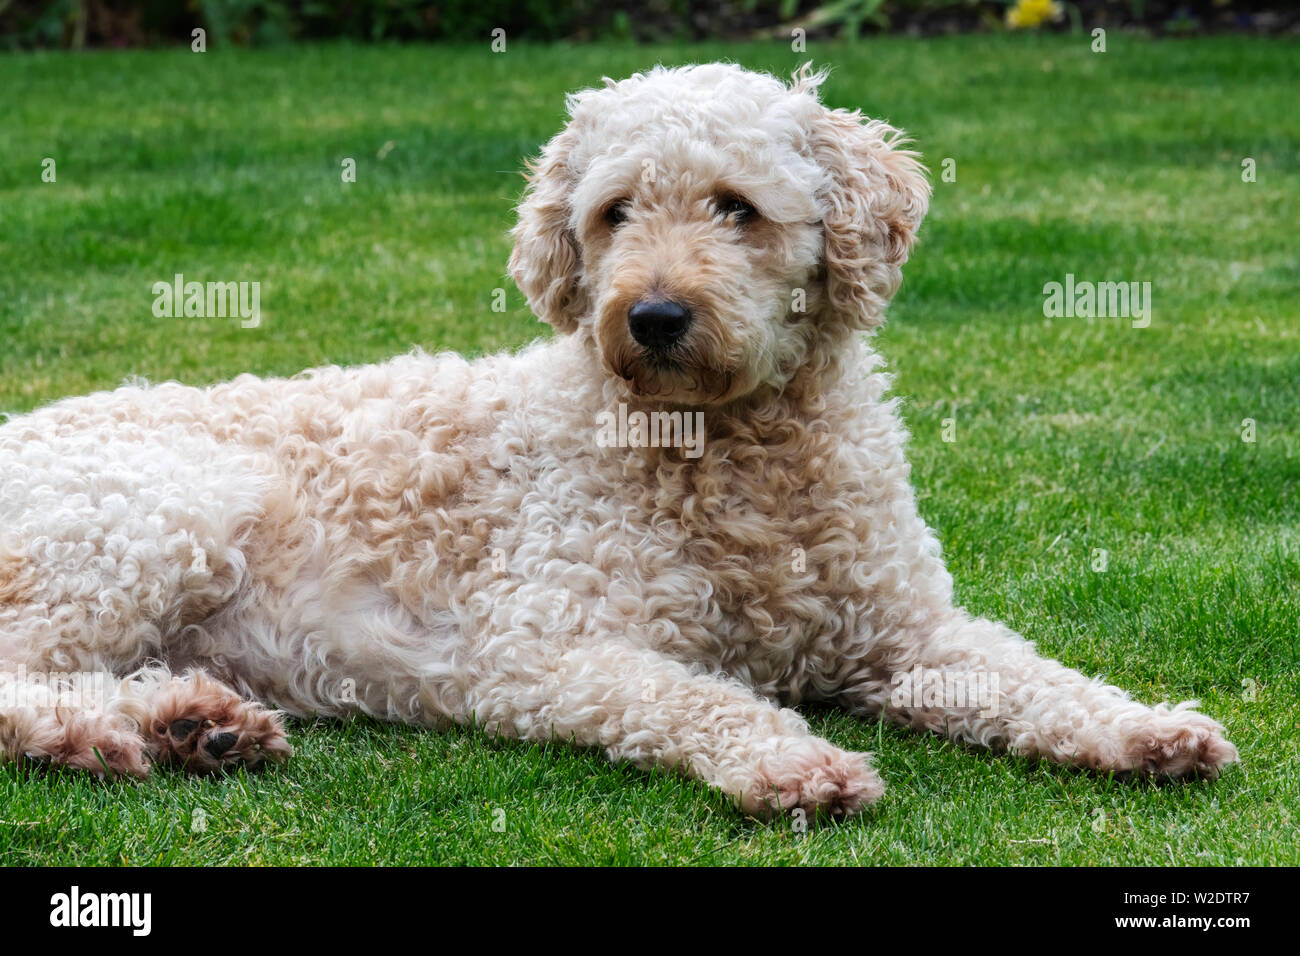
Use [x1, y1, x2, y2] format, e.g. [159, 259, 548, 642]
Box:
[808, 107, 930, 331]
[508, 126, 586, 334]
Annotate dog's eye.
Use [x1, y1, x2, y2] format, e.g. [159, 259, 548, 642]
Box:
[604, 200, 630, 228]
[716, 196, 757, 224]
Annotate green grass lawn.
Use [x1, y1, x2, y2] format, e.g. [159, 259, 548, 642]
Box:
[0, 36, 1296, 866]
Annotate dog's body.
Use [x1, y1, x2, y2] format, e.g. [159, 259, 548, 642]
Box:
[0, 64, 1234, 813]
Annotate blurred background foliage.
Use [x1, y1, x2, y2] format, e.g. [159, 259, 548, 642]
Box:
[0, 0, 1295, 49]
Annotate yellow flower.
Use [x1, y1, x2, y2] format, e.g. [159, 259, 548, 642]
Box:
[1006, 0, 1064, 29]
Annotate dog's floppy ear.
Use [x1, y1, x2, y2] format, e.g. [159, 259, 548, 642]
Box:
[508, 126, 585, 334]
[809, 107, 930, 331]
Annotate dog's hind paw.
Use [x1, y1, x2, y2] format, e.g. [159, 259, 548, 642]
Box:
[18, 711, 151, 779]
[142, 671, 292, 773]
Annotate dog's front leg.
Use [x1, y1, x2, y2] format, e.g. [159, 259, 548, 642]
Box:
[838, 611, 1238, 778]
[463, 592, 883, 817]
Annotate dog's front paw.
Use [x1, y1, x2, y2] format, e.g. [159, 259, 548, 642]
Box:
[1117, 704, 1238, 779]
[742, 738, 884, 819]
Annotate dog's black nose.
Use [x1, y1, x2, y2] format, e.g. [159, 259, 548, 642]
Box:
[204, 732, 238, 758]
[628, 297, 691, 350]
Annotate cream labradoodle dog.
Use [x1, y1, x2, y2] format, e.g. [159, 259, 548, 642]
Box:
[0, 63, 1236, 814]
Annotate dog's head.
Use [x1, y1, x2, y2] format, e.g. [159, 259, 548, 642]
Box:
[508, 63, 929, 406]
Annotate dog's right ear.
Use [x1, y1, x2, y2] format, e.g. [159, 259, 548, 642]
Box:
[508, 126, 585, 334]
